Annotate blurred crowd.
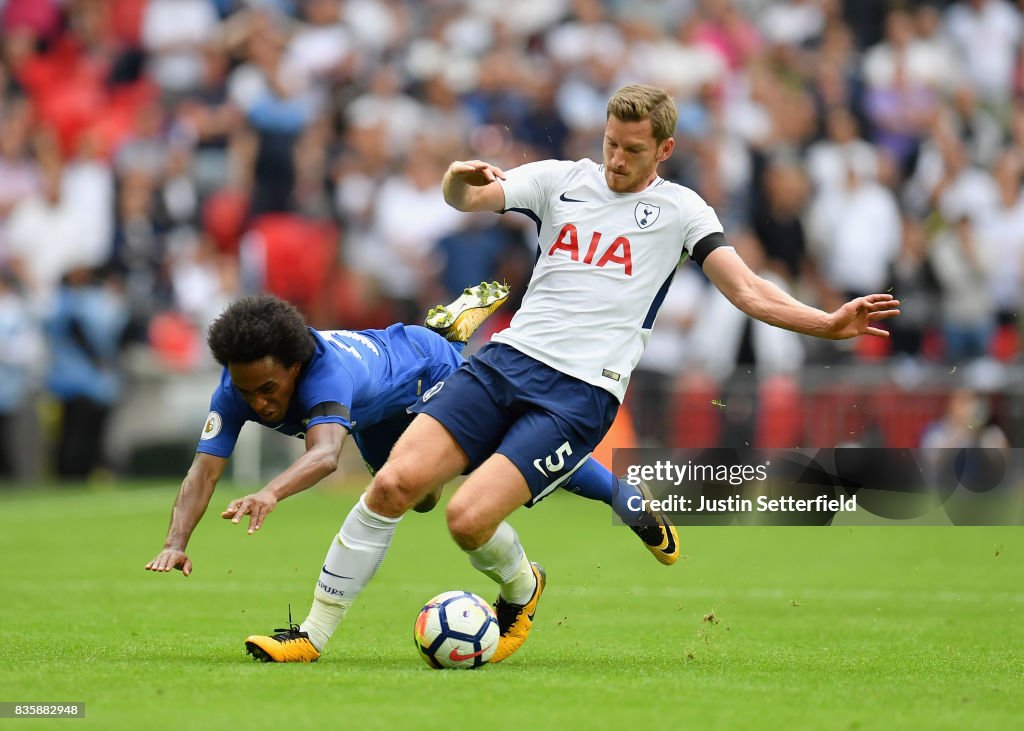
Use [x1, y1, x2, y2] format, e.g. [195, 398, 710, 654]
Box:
[1, 0, 1023, 478]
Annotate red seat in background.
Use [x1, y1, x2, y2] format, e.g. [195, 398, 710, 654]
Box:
[203, 189, 251, 255]
[755, 375, 803, 448]
[990, 324, 1020, 362]
[669, 373, 722, 448]
[248, 214, 338, 318]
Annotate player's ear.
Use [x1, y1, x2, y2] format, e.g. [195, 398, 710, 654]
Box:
[657, 136, 675, 162]
[287, 362, 301, 380]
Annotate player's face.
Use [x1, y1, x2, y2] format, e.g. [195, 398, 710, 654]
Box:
[602, 116, 675, 193]
[229, 357, 301, 423]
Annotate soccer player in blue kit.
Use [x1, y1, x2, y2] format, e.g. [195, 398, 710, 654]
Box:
[249, 83, 901, 665]
[145, 282, 675, 661]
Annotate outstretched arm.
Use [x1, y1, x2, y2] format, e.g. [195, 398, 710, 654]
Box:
[443, 160, 507, 212]
[221, 422, 348, 534]
[146, 451, 228, 576]
[702, 247, 900, 339]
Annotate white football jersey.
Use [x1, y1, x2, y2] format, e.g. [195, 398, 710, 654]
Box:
[494, 158, 724, 401]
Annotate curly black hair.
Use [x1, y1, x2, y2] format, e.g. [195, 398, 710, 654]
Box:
[207, 295, 315, 367]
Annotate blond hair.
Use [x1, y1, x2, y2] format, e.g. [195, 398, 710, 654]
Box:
[606, 84, 677, 142]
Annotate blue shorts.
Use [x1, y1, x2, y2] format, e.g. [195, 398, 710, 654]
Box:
[352, 412, 413, 474]
[409, 342, 619, 505]
[353, 326, 465, 474]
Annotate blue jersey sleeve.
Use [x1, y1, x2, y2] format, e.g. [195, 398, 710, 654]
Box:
[296, 346, 356, 431]
[195, 374, 249, 458]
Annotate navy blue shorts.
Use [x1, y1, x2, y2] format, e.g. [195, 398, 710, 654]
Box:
[352, 412, 413, 474]
[353, 326, 465, 474]
[409, 343, 619, 505]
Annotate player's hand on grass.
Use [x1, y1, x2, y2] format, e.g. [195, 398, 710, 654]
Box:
[827, 293, 901, 339]
[221, 489, 278, 534]
[448, 160, 506, 186]
[145, 548, 192, 576]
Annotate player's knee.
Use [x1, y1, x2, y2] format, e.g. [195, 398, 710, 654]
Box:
[367, 464, 423, 517]
[445, 498, 488, 549]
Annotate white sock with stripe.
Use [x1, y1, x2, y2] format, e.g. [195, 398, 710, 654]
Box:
[466, 521, 536, 605]
[301, 494, 401, 651]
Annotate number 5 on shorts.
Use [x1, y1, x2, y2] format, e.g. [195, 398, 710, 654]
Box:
[533, 441, 573, 478]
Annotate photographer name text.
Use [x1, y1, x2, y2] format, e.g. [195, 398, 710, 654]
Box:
[628, 494, 858, 514]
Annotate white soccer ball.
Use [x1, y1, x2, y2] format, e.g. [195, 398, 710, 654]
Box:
[413, 590, 500, 669]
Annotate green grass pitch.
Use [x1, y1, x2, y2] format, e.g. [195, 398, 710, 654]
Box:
[1, 481, 1022, 730]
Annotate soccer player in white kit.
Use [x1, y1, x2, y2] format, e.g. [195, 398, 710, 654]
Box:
[250, 84, 900, 664]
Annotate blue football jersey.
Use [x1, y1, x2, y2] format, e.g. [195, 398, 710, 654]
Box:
[196, 324, 456, 458]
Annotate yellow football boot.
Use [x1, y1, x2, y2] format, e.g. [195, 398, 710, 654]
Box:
[425, 281, 510, 343]
[489, 562, 546, 663]
[630, 479, 679, 566]
[245, 621, 320, 663]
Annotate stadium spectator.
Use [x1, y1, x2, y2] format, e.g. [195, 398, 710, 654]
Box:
[911, 3, 961, 94]
[753, 155, 813, 283]
[944, 0, 1022, 107]
[345, 66, 425, 159]
[862, 7, 948, 93]
[887, 215, 941, 358]
[920, 387, 1008, 449]
[172, 45, 244, 194]
[863, 54, 937, 173]
[543, 0, 627, 72]
[169, 234, 239, 332]
[976, 150, 1024, 328]
[0, 104, 39, 265]
[280, 0, 354, 94]
[927, 119, 1000, 225]
[929, 214, 995, 362]
[227, 15, 324, 214]
[432, 214, 528, 306]
[109, 170, 172, 341]
[806, 106, 878, 195]
[45, 266, 130, 480]
[65, 132, 116, 266]
[141, 0, 220, 98]
[809, 160, 901, 300]
[841, 0, 890, 50]
[671, 83, 752, 229]
[945, 83, 1003, 168]
[363, 146, 463, 320]
[5, 159, 110, 307]
[0, 269, 42, 480]
[758, 0, 825, 48]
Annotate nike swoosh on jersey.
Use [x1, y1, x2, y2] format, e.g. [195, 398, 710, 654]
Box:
[559, 192, 586, 202]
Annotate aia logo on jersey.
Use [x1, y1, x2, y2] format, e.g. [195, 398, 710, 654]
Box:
[548, 224, 632, 275]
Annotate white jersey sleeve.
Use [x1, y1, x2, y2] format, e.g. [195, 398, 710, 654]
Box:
[494, 158, 724, 401]
[677, 190, 724, 264]
[500, 159, 579, 224]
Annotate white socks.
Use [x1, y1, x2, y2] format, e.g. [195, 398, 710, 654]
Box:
[300, 494, 401, 651]
[466, 521, 536, 605]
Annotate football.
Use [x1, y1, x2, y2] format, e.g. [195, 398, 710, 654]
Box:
[413, 590, 500, 669]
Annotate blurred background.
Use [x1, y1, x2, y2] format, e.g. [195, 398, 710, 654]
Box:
[0, 0, 1022, 485]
